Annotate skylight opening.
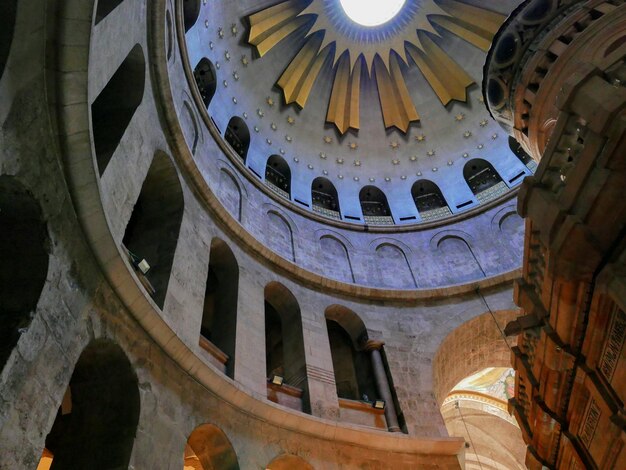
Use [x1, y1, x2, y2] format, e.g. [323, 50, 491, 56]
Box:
[339, 0, 407, 27]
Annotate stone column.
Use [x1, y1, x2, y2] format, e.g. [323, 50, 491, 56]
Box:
[364, 340, 401, 432]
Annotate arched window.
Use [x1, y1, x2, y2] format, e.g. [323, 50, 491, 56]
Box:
[265, 155, 291, 199]
[509, 136, 537, 171]
[265, 282, 310, 413]
[43, 340, 140, 469]
[91, 44, 145, 176]
[312, 177, 341, 219]
[324, 307, 375, 401]
[463, 159, 507, 203]
[193, 58, 217, 108]
[122, 152, 184, 309]
[359, 186, 393, 225]
[0, 177, 49, 371]
[0, 0, 17, 80]
[411, 180, 451, 221]
[94, 0, 124, 24]
[185, 425, 240, 470]
[225, 117, 250, 162]
[183, 0, 201, 33]
[200, 238, 239, 378]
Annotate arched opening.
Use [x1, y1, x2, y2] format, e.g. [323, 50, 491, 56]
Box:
[264, 155, 291, 199]
[312, 177, 341, 219]
[325, 305, 403, 431]
[122, 152, 184, 309]
[509, 136, 536, 171]
[185, 424, 239, 470]
[324, 306, 375, 401]
[91, 44, 145, 176]
[0, 1, 17, 80]
[359, 185, 393, 225]
[433, 311, 525, 470]
[225, 117, 250, 162]
[193, 58, 217, 108]
[42, 340, 140, 469]
[0, 176, 49, 371]
[183, 0, 201, 33]
[199, 238, 239, 378]
[265, 282, 310, 413]
[411, 179, 451, 221]
[94, 0, 124, 24]
[266, 454, 314, 470]
[463, 159, 507, 204]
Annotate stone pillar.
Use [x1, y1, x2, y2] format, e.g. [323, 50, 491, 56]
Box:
[364, 340, 401, 432]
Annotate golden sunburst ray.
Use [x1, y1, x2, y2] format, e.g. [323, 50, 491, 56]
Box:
[246, 0, 507, 134]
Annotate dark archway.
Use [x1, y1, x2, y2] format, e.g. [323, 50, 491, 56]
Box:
[122, 152, 184, 309]
[200, 238, 239, 378]
[44, 340, 140, 469]
[509, 136, 535, 169]
[225, 117, 250, 162]
[0, 177, 49, 371]
[183, 0, 201, 33]
[463, 159, 505, 202]
[411, 179, 451, 221]
[265, 282, 310, 413]
[94, 0, 124, 24]
[194, 58, 217, 108]
[312, 177, 340, 219]
[325, 306, 376, 401]
[185, 424, 240, 470]
[0, 1, 17, 80]
[91, 44, 145, 176]
[265, 155, 291, 199]
[359, 186, 393, 225]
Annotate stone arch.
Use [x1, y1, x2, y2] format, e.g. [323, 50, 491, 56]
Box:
[0, 176, 49, 371]
[265, 282, 310, 413]
[319, 235, 355, 283]
[122, 151, 184, 309]
[183, 0, 201, 33]
[200, 238, 239, 378]
[43, 339, 140, 469]
[91, 43, 145, 176]
[436, 234, 485, 283]
[411, 179, 451, 221]
[0, 0, 17, 80]
[463, 159, 505, 201]
[194, 58, 217, 108]
[266, 210, 295, 262]
[265, 154, 291, 199]
[185, 424, 239, 470]
[182, 100, 200, 155]
[225, 116, 250, 162]
[312, 177, 340, 218]
[266, 454, 314, 470]
[219, 168, 242, 221]
[498, 210, 525, 250]
[360, 185, 393, 225]
[94, 0, 124, 24]
[432, 310, 519, 406]
[374, 242, 416, 289]
[324, 305, 376, 401]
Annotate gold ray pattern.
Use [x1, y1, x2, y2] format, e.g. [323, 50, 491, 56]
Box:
[277, 34, 331, 107]
[374, 54, 419, 132]
[407, 33, 474, 106]
[246, 0, 506, 134]
[327, 52, 362, 133]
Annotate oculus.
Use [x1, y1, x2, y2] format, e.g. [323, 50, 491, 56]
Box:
[338, 0, 407, 27]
